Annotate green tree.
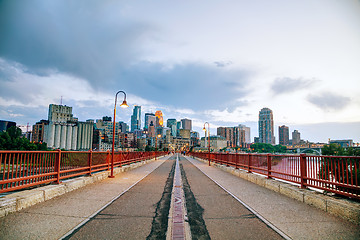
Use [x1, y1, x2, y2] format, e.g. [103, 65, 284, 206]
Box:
[322, 143, 345, 156]
[320, 144, 360, 196]
[273, 144, 287, 153]
[145, 145, 155, 152]
[250, 143, 287, 153]
[0, 126, 48, 151]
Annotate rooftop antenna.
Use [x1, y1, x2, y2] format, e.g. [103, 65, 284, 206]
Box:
[60, 96, 63, 105]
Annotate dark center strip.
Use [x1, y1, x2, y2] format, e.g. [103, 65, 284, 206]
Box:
[146, 158, 176, 240]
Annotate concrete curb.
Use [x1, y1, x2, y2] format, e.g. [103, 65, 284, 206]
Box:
[0, 158, 158, 218]
[193, 157, 360, 225]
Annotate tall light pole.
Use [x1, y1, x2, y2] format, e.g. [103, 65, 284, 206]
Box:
[203, 122, 211, 166]
[109, 91, 129, 178]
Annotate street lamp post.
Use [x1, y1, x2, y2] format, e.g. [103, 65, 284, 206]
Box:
[109, 91, 129, 178]
[203, 122, 211, 166]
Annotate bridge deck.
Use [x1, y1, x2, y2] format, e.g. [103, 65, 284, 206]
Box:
[0, 154, 359, 240]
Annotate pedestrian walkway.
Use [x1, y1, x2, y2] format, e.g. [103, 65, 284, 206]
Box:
[184, 155, 360, 240]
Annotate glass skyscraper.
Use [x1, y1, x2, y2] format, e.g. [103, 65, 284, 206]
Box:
[258, 107, 275, 144]
[167, 118, 177, 137]
[131, 105, 141, 132]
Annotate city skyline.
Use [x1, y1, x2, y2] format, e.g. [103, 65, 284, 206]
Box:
[0, 1, 359, 143]
[16, 103, 357, 147]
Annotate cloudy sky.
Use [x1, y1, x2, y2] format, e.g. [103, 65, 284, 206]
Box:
[0, 0, 359, 143]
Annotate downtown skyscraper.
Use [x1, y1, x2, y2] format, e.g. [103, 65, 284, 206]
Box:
[181, 118, 192, 131]
[144, 113, 156, 130]
[258, 107, 275, 144]
[131, 105, 141, 132]
[279, 125, 289, 145]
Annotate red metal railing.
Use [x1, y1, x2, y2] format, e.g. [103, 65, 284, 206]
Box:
[0, 150, 166, 193]
[189, 152, 360, 200]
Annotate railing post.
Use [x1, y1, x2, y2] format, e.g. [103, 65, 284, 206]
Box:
[248, 153, 252, 173]
[88, 150, 92, 176]
[300, 154, 307, 189]
[55, 149, 61, 184]
[267, 154, 272, 179]
[235, 153, 239, 169]
[208, 152, 211, 166]
[107, 150, 110, 170]
[119, 152, 122, 168]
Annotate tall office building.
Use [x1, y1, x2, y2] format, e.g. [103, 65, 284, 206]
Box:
[155, 110, 164, 127]
[258, 107, 275, 144]
[148, 122, 155, 138]
[181, 118, 192, 131]
[167, 119, 177, 137]
[32, 120, 49, 143]
[292, 130, 301, 146]
[144, 113, 156, 130]
[131, 106, 141, 132]
[279, 125, 289, 145]
[118, 121, 128, 133]
[167, 119, 177, 128]
[176, 121, 182, 136]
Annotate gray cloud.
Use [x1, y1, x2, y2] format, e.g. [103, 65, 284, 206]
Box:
[271, 77, 317, 95]
[0, 1, 251, 112]
[0, 105, 48, 124]
[0, 56, 251, 111]
[0, 0, 152, 87]
[214, 61, 233, 68]
[118, 61, 250, 110]
[307, 92, 351, 111]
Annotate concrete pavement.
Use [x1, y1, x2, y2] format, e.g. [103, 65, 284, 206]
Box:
[180, 155, 283, 240]
[66, 156, 176, 240]
[185, 155, 360, 240]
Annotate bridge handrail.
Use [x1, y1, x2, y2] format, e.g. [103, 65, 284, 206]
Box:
[189, 152, 360, 200]
[0, 150, 167, 193]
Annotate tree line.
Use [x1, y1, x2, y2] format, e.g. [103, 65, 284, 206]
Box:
[0, 126, 47, 151]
